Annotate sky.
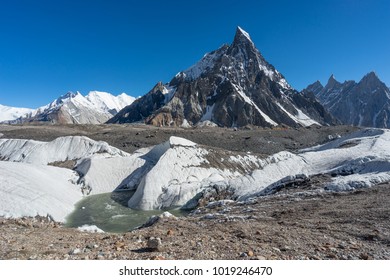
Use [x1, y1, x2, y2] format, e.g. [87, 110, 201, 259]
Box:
[0, 0, 389, 108]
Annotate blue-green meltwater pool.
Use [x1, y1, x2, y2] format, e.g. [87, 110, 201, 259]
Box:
[65, 191, 186, 233]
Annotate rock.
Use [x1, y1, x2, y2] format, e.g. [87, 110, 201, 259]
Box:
[167, 229, 174, 236]
[151, 255, 166, 260]
[147, 237, 162, 251]
[359, 253, 369, 260]
[140, 212, 177, 228]
[248, 250, 255, 257]
[70, 248, 81, 255]
[272, 247, 281, 253]
[280, 246, 291, 252]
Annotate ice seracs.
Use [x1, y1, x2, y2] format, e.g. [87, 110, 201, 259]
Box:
[0, 161, 82, 222]
[127, 136, 264, 210]
[0, 136, 128, 165]
[2, 128, 390, 220]
[124, 129, 390, 210]
[0, 136, 132, 221]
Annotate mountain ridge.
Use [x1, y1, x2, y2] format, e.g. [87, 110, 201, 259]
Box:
[304, 72, 390, 128]
[3, 91, 136, 124]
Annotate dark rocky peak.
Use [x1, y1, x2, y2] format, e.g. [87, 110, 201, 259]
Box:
[150, 81, 166, 94]
[357, 71, 387, 93]
[360, 71, 381, 84]
[305, 80, 324, 95]
[228, 26, 260, 60]
[231, 26, 255, 47]
[322, 74, 344, 93]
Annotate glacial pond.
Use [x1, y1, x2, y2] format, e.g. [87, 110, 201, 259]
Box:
[65, 191, 186, 233]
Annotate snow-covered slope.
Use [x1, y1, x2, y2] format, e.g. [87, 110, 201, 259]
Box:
[0, 161, 82, 222]
[12, 91, 135, 124]
[0, 136, 128, 165]
[75, 151, 150, 195]
[85, 91, 136, 115]
[0, 104, 34, 122]
[0, 135, 131, 221]
[126, 136, 266, 210]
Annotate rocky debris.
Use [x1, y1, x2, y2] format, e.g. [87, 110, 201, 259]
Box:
[0, 123, 359, 156]
[1, 183, 389, 260]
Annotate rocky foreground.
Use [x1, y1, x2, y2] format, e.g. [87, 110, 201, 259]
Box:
[1, 181, 389, 260]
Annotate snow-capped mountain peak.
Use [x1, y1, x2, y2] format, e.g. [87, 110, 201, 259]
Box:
[236, 26, 252, 42]
[233, 26, 255, 47]
[109, 27, 336, 128]
[8, 91, 136, 124]
[0, 104, 34, 122]
[85, 91, 136, 115]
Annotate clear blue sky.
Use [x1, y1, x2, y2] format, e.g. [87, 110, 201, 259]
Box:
[0, 0, 389, 108]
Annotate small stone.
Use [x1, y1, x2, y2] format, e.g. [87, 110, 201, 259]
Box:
[167, 229, 174, 236]
[337, 243, 346, 250]
[280, 246, 291, 252]
[272, 247, 281, 253]
[147, 237, 162, 251]
[151, 255, 166, 260]
[327, 253, 337, 259]
[115, 241, 125, 248]
[240, 252, 248, 258]
[28, 255, 38, 260]
[256, 255, 267, 260]
[359, 253, 369, 260]
[70, 248, 81, 255]
[248, 250, 254, 257]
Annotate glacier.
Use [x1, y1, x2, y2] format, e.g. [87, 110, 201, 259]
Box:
[1, 128, 390, 222]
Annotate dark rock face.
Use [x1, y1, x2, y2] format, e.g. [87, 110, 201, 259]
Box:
[305, 72, 390, 128]
[109, 27, 337, 127]
[108, 82, 167, 124]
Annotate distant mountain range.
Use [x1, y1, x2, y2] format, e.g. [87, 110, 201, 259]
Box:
[2, 27, 389, 128]
[0, 91, 135, 124]
[108, 27, 336, 127]
[303, 72, 390, 128]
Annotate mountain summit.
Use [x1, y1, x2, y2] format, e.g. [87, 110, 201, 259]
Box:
[109, 27, 335, 127]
